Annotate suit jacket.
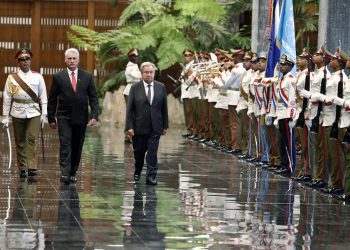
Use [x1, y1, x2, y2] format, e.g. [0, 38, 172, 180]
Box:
[125, 80, 168, 135]
[48, 68, 99, 125]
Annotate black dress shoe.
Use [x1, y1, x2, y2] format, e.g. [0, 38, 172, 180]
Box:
[329, 187, 343, 195]
[19, 170, 27, 179]
[28, 169, 37, 177]
[268, 165, 279, 171]
[146, 178, 157, 185]
[339, 194, 350, 202]
[60, 175, 70, 185]
[231, 149, 242, 155]
[300, 175, 312, 182]
[275, 168, 291, 177]
[313, 180, 328, 189]
[70, 176, 77, 183]
[134, 174, 140, 182]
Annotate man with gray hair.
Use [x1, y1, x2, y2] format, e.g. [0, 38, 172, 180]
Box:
[125, 62, 169, 185]
[48, 48, 99, 185]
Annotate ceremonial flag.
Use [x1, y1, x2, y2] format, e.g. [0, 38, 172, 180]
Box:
[276, 0, 297, 76]
[266, 0, 280, 77]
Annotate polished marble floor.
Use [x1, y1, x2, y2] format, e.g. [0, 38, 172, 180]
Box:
[1, 125, 350, 249]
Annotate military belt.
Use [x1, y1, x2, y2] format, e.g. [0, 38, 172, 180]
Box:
[13, 99, 36, 104]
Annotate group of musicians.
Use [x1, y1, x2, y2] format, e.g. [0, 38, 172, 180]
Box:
[179, 47, 350, 203]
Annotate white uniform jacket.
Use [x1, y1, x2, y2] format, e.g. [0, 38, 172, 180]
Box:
[3, 69, 47, 119]
[276, 72, 296, 120]
[318, 70, 348, 127]
[308, 66, 330, 121]
[236, 69, 254, 113]
[329, 74, 350, 128]
[123, 61, 141, 96]
[295, 68, 314, 119]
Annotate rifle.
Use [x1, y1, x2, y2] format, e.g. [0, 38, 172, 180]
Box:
[311, 65, 327, 133]
[296, 69, 311, 127]
[329, 70, 343, 139]
[167, 74, 181, 86]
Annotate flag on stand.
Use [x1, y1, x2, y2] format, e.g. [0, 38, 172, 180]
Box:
[276, 0, 297, 76]
[266, 0, 280, 77]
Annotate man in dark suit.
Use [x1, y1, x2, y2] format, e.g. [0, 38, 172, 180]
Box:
[125, 62, 168, 185]
[48, 48, 99, 185]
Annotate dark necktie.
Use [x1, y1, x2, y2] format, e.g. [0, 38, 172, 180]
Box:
[147, 84, 151, 103]
[71, 72, 77, 92]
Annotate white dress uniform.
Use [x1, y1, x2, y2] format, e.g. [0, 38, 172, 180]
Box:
[295, 68, 315, 120]
[247, 70, 259, 115]
[264, 76, 279, 119]
[306, 66, 329, 120]
[236, 69, 254, 113]
[180, 61, 194, 100]
[315, 70, 347, 127]
[329, 73, 350, 128]
[253, 71, 268, 116]
[276, 72, 296, 120]
[227, 63, 245, 106]
[123, 61, 142, 96]
[3, 69, 47, 118]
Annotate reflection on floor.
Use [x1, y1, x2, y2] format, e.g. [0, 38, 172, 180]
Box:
[0, 125, 350, 249]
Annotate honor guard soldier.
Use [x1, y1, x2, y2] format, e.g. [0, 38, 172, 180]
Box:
[264, 63, 281, 169]
[294, 49, 314, 182]
[180, 49, 195, 137]
[317, 49, 348, 195]
[2, 48, 47, 179]
[227, 49, 245, 152]
[252, 52, 269, 165]
[275, 54, 297, 176]
[335, 51, 350, 202]
[123, 48, 142, 143]
[236, 51, 254, 158]
[307, 46, 330, 189]
[247, 53, 259, 161]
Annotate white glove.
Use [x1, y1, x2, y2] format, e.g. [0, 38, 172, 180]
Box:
[310, 93, 322, 102]
[2, 116, 9, 127]
[333, 96, 345, 106]
[305, 119, 312, 129]
[344, 101, 350, 108]
[288, 119, 296, 129]
[273, 119, 279, 129]
[300, 89, 311, 99]
[40, 114, 47, 128]
[324, 96, 334, 104]
[265, 115, 272, 126]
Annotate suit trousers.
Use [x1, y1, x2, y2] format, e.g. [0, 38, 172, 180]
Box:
[133, 132, 161, 180]
[57, 118, 87, 177]
[12, 116, 40, 170]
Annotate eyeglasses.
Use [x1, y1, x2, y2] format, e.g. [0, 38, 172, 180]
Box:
[184, 54, 192, 57]
[18, 57, 30, 62]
